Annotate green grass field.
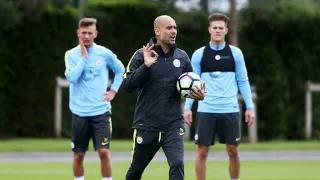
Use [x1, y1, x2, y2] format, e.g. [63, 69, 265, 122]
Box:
[0, 139, 319, 179]
[0, 161, 318, 180]
[0, 139, 319, 152]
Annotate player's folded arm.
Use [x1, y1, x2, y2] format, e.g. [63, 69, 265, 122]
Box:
[64, 51, 86, 84]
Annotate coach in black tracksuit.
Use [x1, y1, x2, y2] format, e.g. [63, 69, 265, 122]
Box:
[123, 15, 205, 180]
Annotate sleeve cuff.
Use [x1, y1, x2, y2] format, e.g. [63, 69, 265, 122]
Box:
[246, 106, 254, 110]
[110, 87, 119, 92]
[184, 104, 192, 110]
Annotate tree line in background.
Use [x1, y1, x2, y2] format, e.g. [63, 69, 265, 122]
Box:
[1, 1, 320, 140]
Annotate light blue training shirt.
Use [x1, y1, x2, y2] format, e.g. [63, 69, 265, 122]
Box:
[64, 43, 125, 116]
[184, 42, 254, 113]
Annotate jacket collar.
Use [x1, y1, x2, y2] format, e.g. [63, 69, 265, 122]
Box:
[149, 37, 176, 57]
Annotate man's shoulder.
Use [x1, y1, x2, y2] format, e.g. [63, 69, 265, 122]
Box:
[66, 46, 79, 55]
[136, 48, 143, 54]
[175, 48, 189, 60]
[94, 44, 112, 53]
[194, 46, 206, 54]
[190, 46, 205, 60]
[132, 48, 144, 58]
[176, 47, 187, 54]
[229, 44, 243, 56]
[94, 44, 119, 60]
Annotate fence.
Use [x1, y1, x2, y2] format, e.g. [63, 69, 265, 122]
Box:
[305, 81, 320, 140]
[55, 76, 258, 143]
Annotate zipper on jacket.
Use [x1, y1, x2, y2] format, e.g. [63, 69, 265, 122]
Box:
[164, 57, 167, 89]
[164, 57, 167, 118]
[164, 57, 167, 92]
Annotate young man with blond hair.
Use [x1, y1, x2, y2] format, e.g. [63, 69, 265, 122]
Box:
[64, 17, 125, 180]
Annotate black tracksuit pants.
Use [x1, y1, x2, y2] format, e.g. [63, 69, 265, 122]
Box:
[126, 127, 185, 180]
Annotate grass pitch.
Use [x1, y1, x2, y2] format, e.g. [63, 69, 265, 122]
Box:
[0, 139, 319, 152]
[0, 161, 318, 180]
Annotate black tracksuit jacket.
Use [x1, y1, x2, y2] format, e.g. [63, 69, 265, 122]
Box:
[123, 37, 193, 132]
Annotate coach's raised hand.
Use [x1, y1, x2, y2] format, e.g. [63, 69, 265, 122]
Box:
[143, 43, 158, 67]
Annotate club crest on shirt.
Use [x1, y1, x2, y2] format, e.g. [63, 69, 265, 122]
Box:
[173, 59, 181, 67]
[215, 55, 230, 60]
[96, 58, 103, 66]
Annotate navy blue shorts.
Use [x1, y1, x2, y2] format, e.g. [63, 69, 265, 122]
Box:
[195, 112, 241, 146]
[71, 111, 112, 152]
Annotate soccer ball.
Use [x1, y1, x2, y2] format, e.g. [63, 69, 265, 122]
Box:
[177, 72, 202, 97]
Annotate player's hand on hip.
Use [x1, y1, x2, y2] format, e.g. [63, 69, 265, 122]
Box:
[183, 109, 193, 126]
[245, 109, 255, 127]
[189, 82, 206, 100]
[103, 90, 116, 102]
[79, 38, 88, 58]
[143, 43, 158, 67]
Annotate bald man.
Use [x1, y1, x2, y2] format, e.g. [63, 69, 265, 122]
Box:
[123, 15, 205, 180]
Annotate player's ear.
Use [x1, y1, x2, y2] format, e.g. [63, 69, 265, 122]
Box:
[208, 21, 212, 33]
[224, 22, 228, 34]
[94, 30, 98, 38]
[154, 28, 160, 36]
[77, 29, 80, 38]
